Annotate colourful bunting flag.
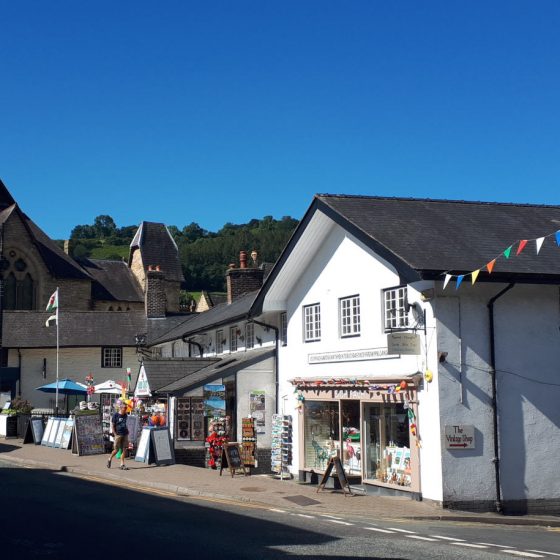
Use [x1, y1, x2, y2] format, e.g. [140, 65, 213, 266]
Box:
[503, 245, 512, 259]
[516, 240, 528, 256]
[487, 259, 496, 274]
[443, 274, 452, 290]
[536, 237, 545, 254]
[455, 275, 464, 289]
[471, 269, 480, 285]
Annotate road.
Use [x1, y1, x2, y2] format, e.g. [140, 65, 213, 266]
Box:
[0, 460, 558, 559]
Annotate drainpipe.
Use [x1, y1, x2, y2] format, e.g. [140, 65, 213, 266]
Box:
[487, 282, 514, 514]
[181, 335, 204, 358]
[250, 319, 280, 414]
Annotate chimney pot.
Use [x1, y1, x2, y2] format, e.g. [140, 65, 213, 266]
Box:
[239, 251, 247, 269]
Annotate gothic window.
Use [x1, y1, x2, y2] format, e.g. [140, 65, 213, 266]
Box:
[1, 254, 35, 310]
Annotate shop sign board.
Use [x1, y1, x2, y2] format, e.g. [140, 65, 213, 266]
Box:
[308, 347, 397, 364]
[444, 424, 475, 449]
[151, 427, 175, 466]
[220, 442, 247, 477]
[72, 414, 104, 456]
[134, 366, 151, 397]
[204, 384, 226, 418]
[387, 333, 421, 355]
[135, 427, 153, 463]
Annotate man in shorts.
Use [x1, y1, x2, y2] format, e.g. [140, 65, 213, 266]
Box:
[107, 403, 129, 470]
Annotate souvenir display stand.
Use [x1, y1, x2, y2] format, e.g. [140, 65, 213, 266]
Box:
[271, 414, 292, 479]
[241, 417, 257, 469]
[205, 417, 229, 469]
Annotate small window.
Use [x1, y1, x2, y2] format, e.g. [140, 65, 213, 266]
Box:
[229, 326, 238, 352]
[216, 330, 224, 354]
[245, 323, 255, 349]
[280, 312, 287, 346]
[102, 347, 122, 368]
[303, 303, 321, 342]
[340, 295, 361, 337]
[383, 286, 409, 330]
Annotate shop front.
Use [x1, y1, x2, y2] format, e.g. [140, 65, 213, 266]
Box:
[293, 376, 421, 495]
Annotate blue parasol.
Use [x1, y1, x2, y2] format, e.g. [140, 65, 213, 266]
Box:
[36, 379, 88, 395]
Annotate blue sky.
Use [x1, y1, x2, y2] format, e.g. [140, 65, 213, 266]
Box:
[1, 1, 559, 239]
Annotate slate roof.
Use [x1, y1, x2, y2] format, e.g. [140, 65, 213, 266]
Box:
[129, 222, 184, 283]
[139, 358, 220, 393]
[157, 347, 275, 394]
[315, 195, 560, 281]
[150, 290, 258, 345]
[79, 259, 144, 302]
[2, 311, 147, 348]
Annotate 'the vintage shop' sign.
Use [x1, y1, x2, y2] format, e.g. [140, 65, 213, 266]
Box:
[308, 347, 398, 364]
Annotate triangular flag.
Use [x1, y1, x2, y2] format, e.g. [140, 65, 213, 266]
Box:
[455, 275, 464, 289]
[471, 269, 480, 285]
[556, 231, 560, 246]
[536, 237, 545, 254]
[443, 274, 452, 290]
[486, 259, 496, 274]
[45, 314, 57, 327]
[516, 239, 528, 256]
[503, 245, 512, 259]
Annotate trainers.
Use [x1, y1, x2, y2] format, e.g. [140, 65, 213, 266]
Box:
[107, 459, 111, 469]
[120, 465, 129, 470]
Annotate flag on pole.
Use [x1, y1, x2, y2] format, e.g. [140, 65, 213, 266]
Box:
[45, 289, 58, 327]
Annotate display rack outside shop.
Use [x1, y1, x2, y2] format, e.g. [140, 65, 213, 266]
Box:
[271, 414, 292, 479]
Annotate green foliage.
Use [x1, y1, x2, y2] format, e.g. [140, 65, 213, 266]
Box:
[66, 214, 299, 291]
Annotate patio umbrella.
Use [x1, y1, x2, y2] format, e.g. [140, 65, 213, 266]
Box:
[36, 379, 88, 395]
[93, 380, 123, 395]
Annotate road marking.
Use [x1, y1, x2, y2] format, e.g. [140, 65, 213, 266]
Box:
[476, 543, 514, 548]
[387, 528, 416, 534]
[320, 514, 344, 520]
[365, 527, 396, 534]
[406, 535, 438, 542]
[452, 543, 489, 549]
[502, 552, 545, 558]
[294, 514, 315, 519]
[327, 520, 353, 526]
[269, 509, 286, 513]
[430, 535, 465, 542]
[527, 551, 560, 557]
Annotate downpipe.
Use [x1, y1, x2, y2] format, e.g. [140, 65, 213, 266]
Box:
[250, 319, 280, 414]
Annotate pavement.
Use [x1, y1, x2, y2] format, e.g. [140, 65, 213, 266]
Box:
[1, 438, 559, 528]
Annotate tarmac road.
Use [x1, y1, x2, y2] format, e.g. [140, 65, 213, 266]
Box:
[1, 460, 558, 560]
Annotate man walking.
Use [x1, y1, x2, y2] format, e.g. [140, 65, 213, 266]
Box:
[107, 403, 130, 470]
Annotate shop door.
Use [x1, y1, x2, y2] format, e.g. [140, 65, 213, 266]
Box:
[340, 400, 361, 476]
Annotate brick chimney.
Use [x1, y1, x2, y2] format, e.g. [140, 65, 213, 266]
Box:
[145, 265, 166, 318]
[226, 250, 264, 304]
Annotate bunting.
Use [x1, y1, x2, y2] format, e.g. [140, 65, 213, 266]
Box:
[443, 228, 560, 290]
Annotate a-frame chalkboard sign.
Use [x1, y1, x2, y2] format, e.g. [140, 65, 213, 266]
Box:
[219, 442, 248, 477]
[317, 456, 353, 497]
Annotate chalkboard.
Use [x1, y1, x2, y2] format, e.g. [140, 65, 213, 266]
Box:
[317, 456, 352, 497]
[135, 427, 152, 463]
[41, 417, 54, 446]
[23, 418, 34, 444]
[73, 414, 104, 456]
[151, 427, 175, 466]
[59, 419, 74, 450]
[54, 418, 68, 448]
[5, 415, 17, 438]
[220, 443, 247, 477]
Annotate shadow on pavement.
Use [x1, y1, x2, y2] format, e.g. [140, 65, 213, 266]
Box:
[0, 442, 21, 453]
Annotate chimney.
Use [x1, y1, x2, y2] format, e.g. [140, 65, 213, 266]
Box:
[145, 265, 166, 318]
[226, 251, 264, 304]
[63, 239, 73, 255]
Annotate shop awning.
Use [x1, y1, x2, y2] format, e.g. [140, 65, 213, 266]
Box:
[290, 373, 423, 393]
[157, 347, 275, 395]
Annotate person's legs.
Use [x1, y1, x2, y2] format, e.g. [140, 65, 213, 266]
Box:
[120, 435, 129, 469]
[108, 436, 122, 468]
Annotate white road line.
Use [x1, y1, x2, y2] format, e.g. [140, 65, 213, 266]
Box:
[327, 519, 353, 526]
[430, 535, 465, 542]
[269, 509, 286, 513]
[365, 527, 396, 534]
[502, 551, 545, 558]
[406, 535, 439, 542]
[527, 551, 560, 558]
[452, 543, 489, 549]
[476, 543, 514, 548]
[294, 514, 315, 519]
[387, 528, 416, 534]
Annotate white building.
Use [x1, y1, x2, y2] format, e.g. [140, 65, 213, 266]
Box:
[253, 194, 560, 514]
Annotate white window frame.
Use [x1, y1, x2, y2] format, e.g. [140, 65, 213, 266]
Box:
[216, 330, 224, 354]
[303, 303, 321, 342]
[280, 312, 287, 346]
[339, 295, 361, 337]
[383, 286, 409, 331]
[229, 325, 238, 352]
[102, 347, 122, 368]
[245, 322, 255, 349]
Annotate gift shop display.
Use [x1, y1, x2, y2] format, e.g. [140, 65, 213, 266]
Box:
[205, 416, 230, 469]
[271, 414, 292, 478]
[176, 397, 205, 441]
[241, 417, 257, 467]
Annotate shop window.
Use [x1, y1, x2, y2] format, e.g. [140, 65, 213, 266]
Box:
[383, 286, 409, 331]
[216, 330, 224, 354]
[245, 322, 254, 349]
[363, 402, 412, 487]
[340, 295, 360, 337]
[341, 400, 361, 475]
[280, 312, 287, 346]
[303, 303, 321, 342]
[303, 401, 339, 470]
[102, 347, 122, 368]
[229, 326, 238, 352]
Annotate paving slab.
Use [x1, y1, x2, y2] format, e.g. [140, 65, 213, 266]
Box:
[1, 439, 558, 528]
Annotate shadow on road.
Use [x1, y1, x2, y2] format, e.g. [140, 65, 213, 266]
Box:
[0, 465, 406, 559]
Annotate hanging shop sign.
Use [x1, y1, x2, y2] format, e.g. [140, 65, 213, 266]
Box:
[135, 366, 151, 397]
[444, 424, 475, 449]
[308, 347, 398, 364]
[387, 333, 421, 356]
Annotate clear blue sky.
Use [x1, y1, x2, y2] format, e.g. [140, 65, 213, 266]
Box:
[2, 1, 559, 239]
